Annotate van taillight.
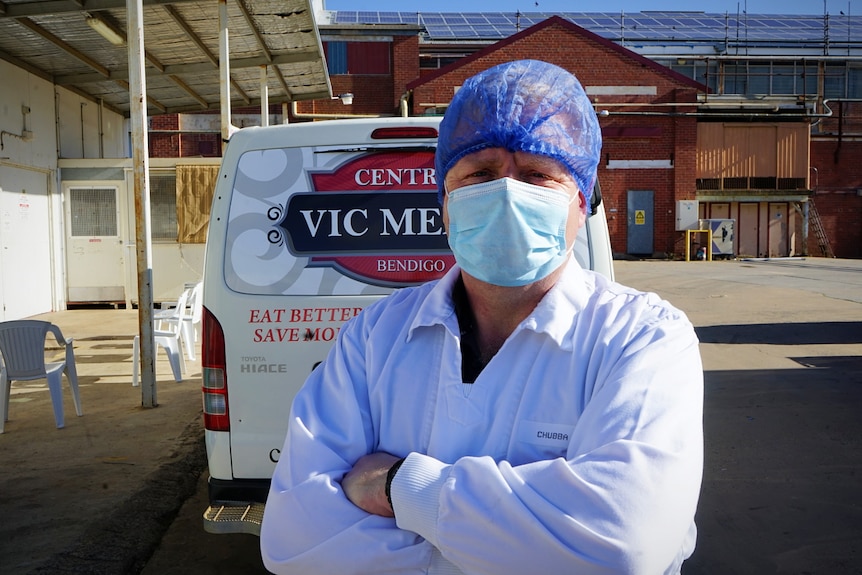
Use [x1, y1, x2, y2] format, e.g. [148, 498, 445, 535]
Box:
[370, 127, 438, 139]
[202, 306, 230, 431]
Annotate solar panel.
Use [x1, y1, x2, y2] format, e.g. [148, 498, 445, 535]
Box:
[328, 11, 862, 45]
[630, 18, 662, 26]
[441, 14, 468, 24]
[332, 11, 358, 23]
[571, 18, 598, 27]
[697, 19, 726, 27]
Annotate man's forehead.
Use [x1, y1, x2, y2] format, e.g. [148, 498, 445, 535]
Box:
[457, 148, 568, 170]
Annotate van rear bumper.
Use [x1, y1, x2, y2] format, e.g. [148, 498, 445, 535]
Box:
[203, 476, 271, 535]
[208, 476, 271, 503]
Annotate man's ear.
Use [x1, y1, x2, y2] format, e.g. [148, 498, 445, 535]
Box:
[575, 191, 588, 227]
[579, 191, 589, 213]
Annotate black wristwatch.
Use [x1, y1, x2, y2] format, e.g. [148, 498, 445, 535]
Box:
[385, 457, 406, 508]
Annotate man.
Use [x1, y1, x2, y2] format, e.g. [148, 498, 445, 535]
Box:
[260, 59, 703, 574]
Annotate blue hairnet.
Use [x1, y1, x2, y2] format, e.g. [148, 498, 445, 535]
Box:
[436, 60, 602, 206]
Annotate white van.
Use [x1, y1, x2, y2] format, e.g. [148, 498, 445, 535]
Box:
[201, 116, 614, 534]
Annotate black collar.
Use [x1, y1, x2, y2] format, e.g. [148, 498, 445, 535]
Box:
[452, 274, 483, 383]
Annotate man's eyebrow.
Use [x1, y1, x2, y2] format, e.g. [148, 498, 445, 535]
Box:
[520, 156, 567, 172]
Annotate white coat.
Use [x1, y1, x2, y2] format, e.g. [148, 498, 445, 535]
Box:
[261, 263, 704, 575]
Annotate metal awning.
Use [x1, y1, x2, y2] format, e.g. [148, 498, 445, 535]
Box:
[0, 0, 332, 117]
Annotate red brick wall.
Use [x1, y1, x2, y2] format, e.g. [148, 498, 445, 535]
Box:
[149, 132, 221, 158]
[393, 35, 420, 111]
[149, 133, 179, 157]
[292, 39, 413, 118]
[179, 133, 222, 157]
[809, 140, 862, 258]
[149, 116, 178, 130]
[292, 74, 396, 117]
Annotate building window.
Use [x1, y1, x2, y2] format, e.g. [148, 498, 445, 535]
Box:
[69, 188, 117, 237]
[324, 41, 390, 74]
[802, 64, 819, 96]
[150, 173, 177, 241]
[747, 63, 770, 95]
[849, 65, 862, 98]
[824, 63, 847, 99]
[420, 55, 465, 70]
[771, 64, 797, 94]
[664, 59, 716, 91]
[723, 63, 747, 95]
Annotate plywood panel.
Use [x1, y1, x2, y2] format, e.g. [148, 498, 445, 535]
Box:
[697, 123, 809, 182]
[777, 124, 810, 180]
[748, 126, 778, 175]
[696, 123, 724, 178]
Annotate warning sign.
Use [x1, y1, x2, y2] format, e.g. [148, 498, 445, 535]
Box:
[635, 210, 646, 225]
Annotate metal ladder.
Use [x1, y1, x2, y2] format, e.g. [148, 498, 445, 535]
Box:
[809, 199, 835, 258]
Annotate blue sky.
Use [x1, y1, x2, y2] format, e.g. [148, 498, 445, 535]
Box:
[323, 0, 854, 16]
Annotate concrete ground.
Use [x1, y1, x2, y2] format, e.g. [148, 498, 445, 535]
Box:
[623, 258, 862, 575]
[1, 257, 861, 574]
[0, 309, 205, 574]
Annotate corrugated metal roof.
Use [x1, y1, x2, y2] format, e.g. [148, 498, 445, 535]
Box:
[0, 0, 332, 117]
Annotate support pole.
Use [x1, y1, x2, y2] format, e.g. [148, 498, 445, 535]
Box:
[127, 0, 157, 406]
[219, 0, 233, 142]
[260, 65, 269, 127]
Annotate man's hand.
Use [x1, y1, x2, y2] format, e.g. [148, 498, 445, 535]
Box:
[341, 451, 401, 517]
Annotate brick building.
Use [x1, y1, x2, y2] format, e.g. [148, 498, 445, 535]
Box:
[148, 11, 862, 259]
[405, 17, 704, 258]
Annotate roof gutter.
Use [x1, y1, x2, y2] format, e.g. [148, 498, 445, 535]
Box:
[595, 99, 833, 119]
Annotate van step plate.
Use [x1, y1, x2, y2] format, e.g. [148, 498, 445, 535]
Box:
[203, 503, 265, 535]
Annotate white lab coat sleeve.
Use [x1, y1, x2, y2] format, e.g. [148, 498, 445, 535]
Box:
[260, 309, 430, 574]
[391, 309, 704, 575]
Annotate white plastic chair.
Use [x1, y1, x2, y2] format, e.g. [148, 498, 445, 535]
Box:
[154, 285, 191, 333]
[182, 281, 203, 361]
[133, 294, 187, 386]
[0, 320, 83, 433]
[155, 282, 201, 361]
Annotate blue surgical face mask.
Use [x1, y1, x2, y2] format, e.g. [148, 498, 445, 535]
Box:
[446, 177, 575, 287]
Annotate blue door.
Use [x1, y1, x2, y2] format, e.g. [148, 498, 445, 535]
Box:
[627, 190, 654, 255]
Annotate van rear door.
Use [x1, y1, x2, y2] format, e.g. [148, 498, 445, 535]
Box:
[203, 119, 453, 483]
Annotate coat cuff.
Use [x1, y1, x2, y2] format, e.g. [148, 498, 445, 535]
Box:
[391, 452, 451, 547]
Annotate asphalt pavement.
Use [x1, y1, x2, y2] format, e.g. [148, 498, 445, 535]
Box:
[1, 257, 861, 575]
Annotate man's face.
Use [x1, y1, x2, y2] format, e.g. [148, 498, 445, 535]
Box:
[442, 148, 588, 248]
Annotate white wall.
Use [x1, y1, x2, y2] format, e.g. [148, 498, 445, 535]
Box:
[0, 58, 127, 319]
[55, 86, 125, 159]
[0, 61, 57, 170]
[0, 61, 61, 319]
[1, 56, 212, 316]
